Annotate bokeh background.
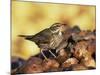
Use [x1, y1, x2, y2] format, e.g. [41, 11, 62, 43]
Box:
[12, 0, 96, 60]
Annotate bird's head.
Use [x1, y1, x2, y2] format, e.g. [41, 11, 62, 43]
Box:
[50, 23, 67, 33]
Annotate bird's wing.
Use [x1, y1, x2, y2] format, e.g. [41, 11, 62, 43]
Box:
[30, 28, 53, 44]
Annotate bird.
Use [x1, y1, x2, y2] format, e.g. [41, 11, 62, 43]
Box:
[18, 23, 67, 59]
[18, 23, 68, 60]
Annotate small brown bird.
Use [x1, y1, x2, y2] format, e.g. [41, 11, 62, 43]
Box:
[19, 23, 68, 60]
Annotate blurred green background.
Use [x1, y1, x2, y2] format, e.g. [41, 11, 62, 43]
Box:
[12, 1, 96, 60]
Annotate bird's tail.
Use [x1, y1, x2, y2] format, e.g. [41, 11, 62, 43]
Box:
[18, 35, 33, 40]
[18, 35, 29, 37]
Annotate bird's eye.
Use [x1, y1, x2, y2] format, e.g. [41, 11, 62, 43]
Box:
[54, 25, 61, 28]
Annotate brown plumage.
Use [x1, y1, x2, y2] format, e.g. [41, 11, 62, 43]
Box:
[19, 23, 68, 60]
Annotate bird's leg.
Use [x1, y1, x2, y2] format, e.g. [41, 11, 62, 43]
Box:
[49, 50, 56, 58]
[41, 50, 48, 60]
